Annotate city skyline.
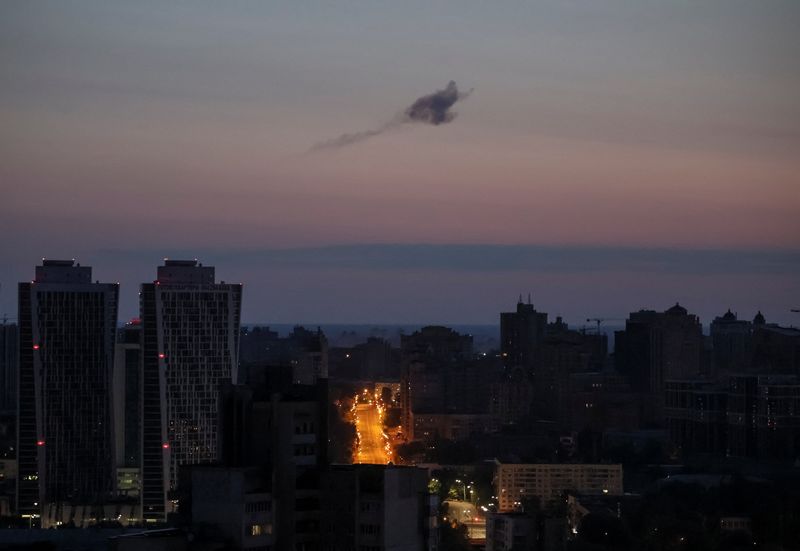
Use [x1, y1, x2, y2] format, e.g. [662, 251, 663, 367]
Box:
[2, 3, 799, 548]
[2, 1, 799, 325]
[0, 250, 798, 327]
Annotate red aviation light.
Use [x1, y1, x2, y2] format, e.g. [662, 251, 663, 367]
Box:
[33, 344, 40, 350]
[37, 440, 45, 446]
[162, 443, 170, 449]
[158, 353, 165, 359]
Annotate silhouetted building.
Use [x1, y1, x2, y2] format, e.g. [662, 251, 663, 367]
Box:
[755, 375, 800, 461]
[139, 259, 242, 522]
[710, 310, 752, 375]
[329, 337, 398, 381]
[400, 326, 474, 439]
[490, 366, 534, 428]
[501, 298, 548, 369]
[532, 325, 608, 422]
[665, 380, 728, 456]
[190, 466, 274, 550]
[667, 374, 800, 462]
[239, 325, 279, 365]
[562, 371, 640, 433]
[486, 511, 537, 551]
[411, 412, 493, 442]
[751, 322, 800, 374]
[322, 464, 437, 550]
[240, 326, 328, 386]
[359, 337, 397, 380]
[217, 377, 329, 550]
[17, 259, 118, 524]
[0, 322, 17, 413]
[113, 321, 142, 471]
[401, 325, 473, 363]
[112, 321, 142, 504]
[615, 303, 704, 424]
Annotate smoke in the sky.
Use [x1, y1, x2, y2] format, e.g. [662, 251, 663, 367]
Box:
[310, 81, 471, 152]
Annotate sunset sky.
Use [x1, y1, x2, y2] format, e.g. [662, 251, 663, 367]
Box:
[2, 1, 799, 325]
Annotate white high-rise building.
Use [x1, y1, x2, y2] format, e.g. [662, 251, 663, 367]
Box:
[139, 260, 242, 522]
[494, 461, 623, 511]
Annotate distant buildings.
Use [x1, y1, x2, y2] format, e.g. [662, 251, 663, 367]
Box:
[139, 259, 242, 522]
[493, 461, 623, 512]
[240, 325, 328, 386]
[710, 310, 753, 375]
[751, 322, 800, 374]
[665, 374, 800, 461]
[3, 252, 800, 547]
[500, 298, 547, 370]
[494, 300, 610, 433]
[17, 260, 119, 525]
[400, 325, 477, 440]
[329, 336, 398, 381]
[489, 366, 534, 428]
[615, 303, 704, 422]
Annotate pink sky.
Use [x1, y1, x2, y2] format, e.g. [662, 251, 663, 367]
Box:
[1, 1, 798, 323]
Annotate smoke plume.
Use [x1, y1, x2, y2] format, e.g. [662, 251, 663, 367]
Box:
[309, 81, 471, 152]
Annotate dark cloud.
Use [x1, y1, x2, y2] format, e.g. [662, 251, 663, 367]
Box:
[403, 80, 470, 125]
[309, 81, 471, 152]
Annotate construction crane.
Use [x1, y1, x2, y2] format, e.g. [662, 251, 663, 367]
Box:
[585, 318, 623, 334]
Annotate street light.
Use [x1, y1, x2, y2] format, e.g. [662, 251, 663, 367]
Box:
[455, 479, 467, 501]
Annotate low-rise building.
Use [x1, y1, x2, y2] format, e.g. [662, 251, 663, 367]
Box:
[190, 466, 274, 550]
[486, 511, 536, 551]
[322, 464, 438, 550]
[411, 412, 493, 442]
[493, 461, 623, 512]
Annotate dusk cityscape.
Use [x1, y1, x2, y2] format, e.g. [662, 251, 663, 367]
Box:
[1, 2, 799, 551]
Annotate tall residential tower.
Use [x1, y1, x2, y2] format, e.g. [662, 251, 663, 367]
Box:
[17, 260, 118, 524]
[139, 260, 241, 522]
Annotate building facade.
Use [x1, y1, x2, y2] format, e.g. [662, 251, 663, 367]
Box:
[500, 299, 548, 370]
[139, 260, 242, 522]
[615, 304, 704, 423]
[17, 260, 118, 524]
[493, 462, 623, 512]
[322, 464, 438, 551]
[0, 322, 18, 414]
[113, 321, 142, 504]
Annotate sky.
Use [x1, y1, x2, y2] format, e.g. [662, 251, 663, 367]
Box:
[1, 1, 799, 326]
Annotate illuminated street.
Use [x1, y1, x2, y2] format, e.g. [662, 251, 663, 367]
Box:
[354, 401, 391, 464]
[444, 500, 485, 540]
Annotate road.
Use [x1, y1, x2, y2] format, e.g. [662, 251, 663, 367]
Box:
[354, 402, 389, 464]
[444, 500, 485, 541]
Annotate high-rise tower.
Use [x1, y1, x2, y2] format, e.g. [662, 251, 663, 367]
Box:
[500, 297, 548, 369]
[0, 321, 18, 413]
[139, 260, 241, 522]
[17, 260, 118, 524]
